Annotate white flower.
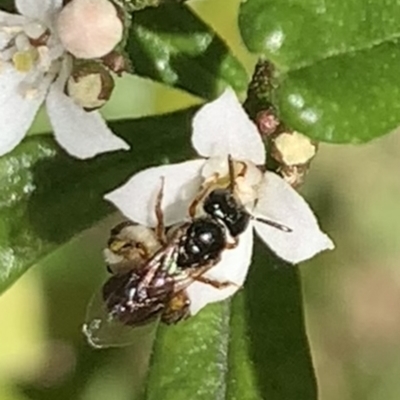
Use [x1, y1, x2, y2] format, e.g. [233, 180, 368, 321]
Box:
[0, 0, 128, 158]
[104, 88, 334, 315]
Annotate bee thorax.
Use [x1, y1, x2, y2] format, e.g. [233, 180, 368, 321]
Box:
[177, 217, 225, 268]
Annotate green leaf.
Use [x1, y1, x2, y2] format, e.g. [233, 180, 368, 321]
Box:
[239, 0, 400, 143]
[0, 0, 15, 12]
[127, 3, 249, 99]
[0, 109, 198, 294]
[144, 242, 317, 400]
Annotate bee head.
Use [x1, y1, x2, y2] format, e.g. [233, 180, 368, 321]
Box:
[203, 188, 250, 237]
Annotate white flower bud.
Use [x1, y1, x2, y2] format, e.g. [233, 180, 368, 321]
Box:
[57, 0, 124, 59]
[66, 62, 115, 110]
[272, 131, 317, 166]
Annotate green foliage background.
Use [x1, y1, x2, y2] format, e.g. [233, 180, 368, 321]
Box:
[1, 0, 400, 400]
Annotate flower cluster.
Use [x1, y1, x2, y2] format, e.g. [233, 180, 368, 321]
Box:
[0, 0, 128, 158]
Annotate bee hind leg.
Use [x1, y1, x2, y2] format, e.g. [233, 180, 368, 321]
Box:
[155, 177, 167, 245]
[162, 291, 191, 324]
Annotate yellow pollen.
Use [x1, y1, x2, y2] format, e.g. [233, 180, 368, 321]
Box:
[12, 49, 38, 72]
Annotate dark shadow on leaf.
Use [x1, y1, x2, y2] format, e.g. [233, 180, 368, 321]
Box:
[127, 3, 247, 99]
[0, 0, 15, 12]
[242, 239, 317, 399]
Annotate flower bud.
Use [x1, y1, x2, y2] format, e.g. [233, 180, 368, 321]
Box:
[271, 131, 317, 167]
[270, 131, 318, 188]
[57, 0, 123, 59]
[256, 109, 280, 137]
[65, 61, 115, 110]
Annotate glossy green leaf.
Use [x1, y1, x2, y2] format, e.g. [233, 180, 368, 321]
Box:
[127, 3, 249, 99]
[0, 109, 198, 294]
[239, 0, 400, 143]
[144, 242, 316, 400]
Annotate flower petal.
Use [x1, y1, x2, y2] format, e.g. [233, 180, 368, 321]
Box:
[105, 159, 206, 227]
[46, 70, 129, 159]
[16, 0, 62, 19]
[192, 88, 265, 165]
[0, 10, 25, 26]
[0, 66, 47, 156]
[187, 226, 253, 315]
[253, 172, 334, 264]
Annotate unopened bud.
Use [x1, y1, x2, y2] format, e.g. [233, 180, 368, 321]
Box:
[65, 61, 115, 110]
[57, 0, 123, 59]
[272, 131, 317, 167]
[256, 109, 280, 137]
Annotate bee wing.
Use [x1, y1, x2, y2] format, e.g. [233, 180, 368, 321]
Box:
[82, 283, 160, 348]
[82, 233, 183, 349]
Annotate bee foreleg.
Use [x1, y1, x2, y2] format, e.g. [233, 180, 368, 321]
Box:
[194, 275, 240, 290]
[188, 173, 219, 218]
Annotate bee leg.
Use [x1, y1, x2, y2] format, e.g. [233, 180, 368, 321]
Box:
[155, 177, 167, 245]
[162, 291, 191, 324]
[188, 173, 219, 218]
[227, 154, 235, 191]
[227, 155, 247, 188]
[194, 275, 240, 290]
[237, 161, 247, 177]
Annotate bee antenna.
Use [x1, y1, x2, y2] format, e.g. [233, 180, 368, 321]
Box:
[253, 216, 292, 233]
[227, 154, 235, 193]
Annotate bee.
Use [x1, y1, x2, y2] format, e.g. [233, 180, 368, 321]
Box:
[83, 157, 291, 348]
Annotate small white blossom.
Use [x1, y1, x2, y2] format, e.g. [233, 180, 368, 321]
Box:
[0, 0, 129, 158]
[57, 0, 123, 59]
[105, 88, 334, 315]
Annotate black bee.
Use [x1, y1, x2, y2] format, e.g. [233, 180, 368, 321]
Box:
[83, 157, 291, 347]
